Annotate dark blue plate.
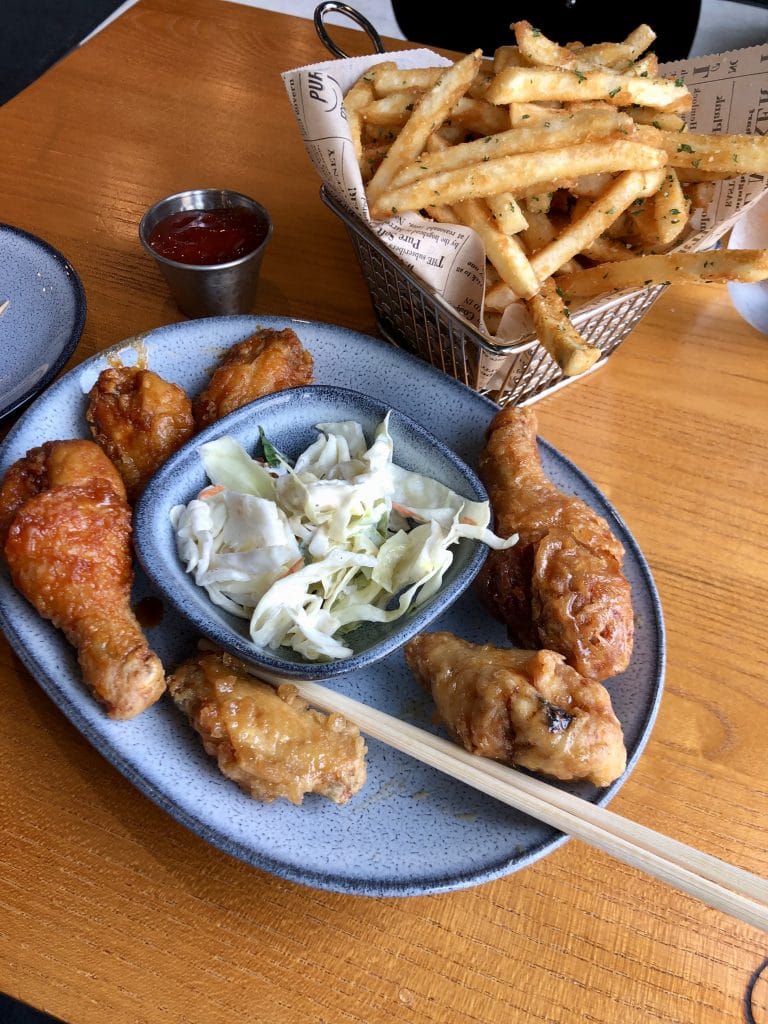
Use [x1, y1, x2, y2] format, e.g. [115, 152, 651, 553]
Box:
[0, 223, 86, 421]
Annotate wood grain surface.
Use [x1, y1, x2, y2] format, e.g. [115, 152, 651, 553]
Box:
[0, 1, 766, 1022]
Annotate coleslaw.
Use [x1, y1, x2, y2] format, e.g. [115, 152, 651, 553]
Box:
[170, 415, 517, 660]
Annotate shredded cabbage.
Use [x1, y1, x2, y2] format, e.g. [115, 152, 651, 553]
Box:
[171, 414, 517, 661]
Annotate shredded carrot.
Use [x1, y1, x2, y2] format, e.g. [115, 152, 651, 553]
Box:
[459, 516, 476, 526]
[392, 502, 424, 520]
[198, 485, 225, 500]
[287, 558, 304, 575]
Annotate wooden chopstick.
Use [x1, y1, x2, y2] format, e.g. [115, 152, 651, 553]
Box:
[287, 678, 768, 931]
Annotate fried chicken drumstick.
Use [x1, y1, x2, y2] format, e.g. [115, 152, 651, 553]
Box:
[476, 407, 633, 682]
[86, 366, 195, 502]
[405, 632, 626, 787]
[0, 440, 165, 719]
[193, 327, 314, 429]
[169, 649, 367, 805]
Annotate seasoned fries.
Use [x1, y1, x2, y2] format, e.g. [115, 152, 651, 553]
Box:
[370, 141, 666, 220]
[340, 20, 768, 378]
[557, 250, 768, 298]
[530, 168, 665, 281]
[366, 49, 482, 206]
[485, 67, 692, 112]
[527, 279, 602, 375]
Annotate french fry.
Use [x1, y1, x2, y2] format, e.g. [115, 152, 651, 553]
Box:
[630, 169, 689, 247]
[512, 21, 657, 74]
[367, 49, 482, 206]
[372, 66, 445, 96]
[361, 124, 399, 146]
[372, 65, 494, 101]
[605, 211, 632, 239]
[447, 97, 510, 135]
[674, 167, 734, 182]
[513, 178, 577, 200]
[493, 46, 529, 73]
[570, 172, 615, 197]
[363, 94, 505, 134]
[627, 106, 687, 132]
[557, 249, 768, 298]
[514, 20, 577, 68]
[434, 123, 467, 146]
[360, 144, 389, 183]
[485, 278, 519, 311]
[343, 75, 376, 168]
[509, 102, 567, 126]
[389, 109, 632, 189]
[361, 92, 422, 128]
[526, 278, 602, 375]
[525, 191, 554, 214]
[423, 204, 458, 224]
[520, 207, 558, 252]
[371, 140, 666, 219]
[683, 180, 717, 210]
[581, 236, 635, 262]
[453, 198, 539, 298]
[485, 193, 528, 233]
[635, 125, 768, 174]
[570, 25, 657, 70]
[530, 168, 665, 280]
[630, 53, 658, 78]
[485, 67, 691, 111]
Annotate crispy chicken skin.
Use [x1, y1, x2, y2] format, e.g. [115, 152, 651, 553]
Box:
[476, 406, 633, 682]
[169, 650, 367, 805]
[0, 438, 126, 547]
[86, 366, 195, 502]
[405, 632, 626, 787]
[0, 440, 165, 719]
[193, 327, 314, 429]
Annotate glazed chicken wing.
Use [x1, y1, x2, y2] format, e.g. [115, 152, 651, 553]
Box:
[0, 440, 165, 719]
[405, 632, 626, 787]
[476, 406, 633, 681]
[86, 366, 194, 502]
[193, 327, 314, 429]
[169, 649, 367, 805]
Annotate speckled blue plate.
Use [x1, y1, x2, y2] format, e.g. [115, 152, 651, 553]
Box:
[0, 224, 86, 421]
[135, 385, 490, 681]
[0, 315, 665, 896]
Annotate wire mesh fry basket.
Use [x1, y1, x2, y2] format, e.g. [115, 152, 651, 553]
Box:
[309, 2, 671, 406]
[321, 186, 667, 406]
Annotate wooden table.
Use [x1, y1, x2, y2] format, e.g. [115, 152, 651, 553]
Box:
[1, 1, 766, 1021]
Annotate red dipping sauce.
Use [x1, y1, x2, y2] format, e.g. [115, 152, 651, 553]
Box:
[147, 207, 269, 266]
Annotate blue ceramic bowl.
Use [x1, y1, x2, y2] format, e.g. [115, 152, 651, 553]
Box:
[134, 385, 490, 681]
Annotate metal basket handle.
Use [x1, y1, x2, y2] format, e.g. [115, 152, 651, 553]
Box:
[314, 2, 386, 58]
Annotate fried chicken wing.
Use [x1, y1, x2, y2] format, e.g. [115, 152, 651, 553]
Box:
[169, 649, 367, 804]
[0, 440, 165, 719]
[405, 632, 626, 787]
[193, 327, 314, 429]
[476, 406, 633, 681]
[86, 366, 194, 502]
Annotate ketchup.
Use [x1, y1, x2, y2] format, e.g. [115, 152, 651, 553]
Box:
[147, 206, 268, 265]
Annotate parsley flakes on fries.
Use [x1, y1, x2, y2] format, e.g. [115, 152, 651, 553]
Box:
[345, 21, 768, 376]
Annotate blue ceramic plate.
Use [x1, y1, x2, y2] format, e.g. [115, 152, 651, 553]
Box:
[135, 385, 490, 681]
[0, 224, 86, 420]
[0, 316, 665, 896]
